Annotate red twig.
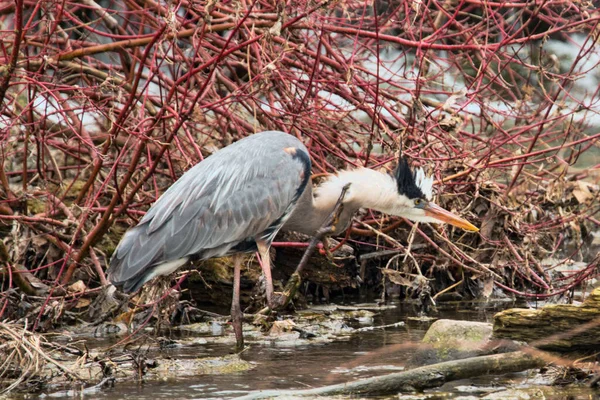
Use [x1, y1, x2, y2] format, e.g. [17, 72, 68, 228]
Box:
[0, 0, 23, 106]
[0, 0, 598, 323]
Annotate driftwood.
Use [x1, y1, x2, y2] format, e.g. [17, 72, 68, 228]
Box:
[236, 351, 545, 399]
[493, 288, 600, 351]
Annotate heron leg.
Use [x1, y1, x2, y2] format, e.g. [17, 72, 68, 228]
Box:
[259, 183, 351, 314]
[231, 254, 244, 350]
[256, 239, 274, 308]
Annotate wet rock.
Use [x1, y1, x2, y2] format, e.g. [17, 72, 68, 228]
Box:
[410, 319, 494, 366]
[148, 354, 253, 378]
[211, 321, 225, 335]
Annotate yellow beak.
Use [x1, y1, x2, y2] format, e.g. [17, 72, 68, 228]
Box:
[423, 202, 479, 232]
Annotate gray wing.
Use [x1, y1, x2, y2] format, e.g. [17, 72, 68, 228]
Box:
[109, 131, 310, 286]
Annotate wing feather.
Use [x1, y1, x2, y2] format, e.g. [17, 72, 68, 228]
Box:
[109, 131, 310, 286]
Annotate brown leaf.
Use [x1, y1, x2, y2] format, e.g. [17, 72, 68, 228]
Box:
[269, 319, 296, 335]
[67, 280, 86, 293]
[381, 269, 412, 287]
[572, 181, 594, 204]
[482, 275, 494, 299]
[74, 298, 91, 309]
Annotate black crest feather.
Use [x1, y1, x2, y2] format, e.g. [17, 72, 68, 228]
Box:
[394, 157, 425, 199]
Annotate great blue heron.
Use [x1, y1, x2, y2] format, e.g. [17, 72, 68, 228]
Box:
[109, 130, 478, 348]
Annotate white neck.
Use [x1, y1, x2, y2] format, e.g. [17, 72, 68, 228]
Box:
[283, 168, 402, 235]
[314, 168, 400, 214]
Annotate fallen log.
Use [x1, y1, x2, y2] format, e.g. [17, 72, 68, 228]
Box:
[493, 288, 600, 351]
[236, 351, 546, 399]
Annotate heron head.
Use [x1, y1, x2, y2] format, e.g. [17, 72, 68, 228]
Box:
[387, 157, 478, 232]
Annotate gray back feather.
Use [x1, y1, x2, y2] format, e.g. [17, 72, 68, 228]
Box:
[109, 131, 310, 285]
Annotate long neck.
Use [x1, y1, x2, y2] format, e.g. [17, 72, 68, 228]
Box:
[283, 168, 399, 235]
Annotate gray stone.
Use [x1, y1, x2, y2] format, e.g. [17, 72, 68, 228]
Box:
[410, 319, 494, 366]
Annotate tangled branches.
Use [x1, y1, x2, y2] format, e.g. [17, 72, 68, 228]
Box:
[0, 0, 599, 320]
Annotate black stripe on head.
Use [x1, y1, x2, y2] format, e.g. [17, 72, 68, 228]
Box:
[395, 157, 425, 199]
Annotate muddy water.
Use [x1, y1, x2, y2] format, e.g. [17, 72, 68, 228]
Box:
[39, 301, 491, 398]
[25, 300, 599, 399]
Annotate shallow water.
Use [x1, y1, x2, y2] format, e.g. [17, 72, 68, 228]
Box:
[11, 299, 598, 399]
[1, 300, 515, 398]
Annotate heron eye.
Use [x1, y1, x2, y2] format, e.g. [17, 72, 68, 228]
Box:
[414, 199, 421, 206]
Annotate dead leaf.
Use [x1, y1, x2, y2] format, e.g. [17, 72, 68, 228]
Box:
[381, 269, 412, 287]
[438, 114, 463, 133]
[75, 298, 91, 309]
[572, 181, 593, 204]
[482, 275, 494, 298]
[115, 310, 135, 324]
[67, 280, 86, 293]
[269, 319, 296, 335]
[269, 20, 282, 36]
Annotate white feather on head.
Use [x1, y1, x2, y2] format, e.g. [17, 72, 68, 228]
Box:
[414, 167, 434, 200]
